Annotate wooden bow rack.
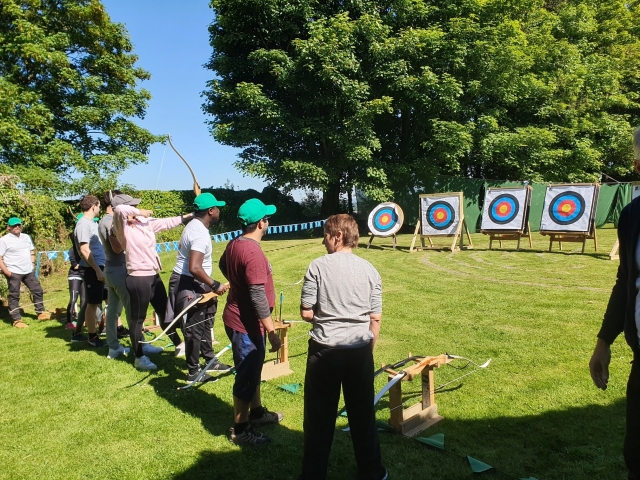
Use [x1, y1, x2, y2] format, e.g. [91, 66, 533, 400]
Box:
[383, 354, 452, 437]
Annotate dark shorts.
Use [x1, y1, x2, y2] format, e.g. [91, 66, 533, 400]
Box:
[80, 266, 106, 305]
[225, 325, 265, 403]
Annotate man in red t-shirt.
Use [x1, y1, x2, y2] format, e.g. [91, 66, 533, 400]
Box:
[219, 198, 283, 445]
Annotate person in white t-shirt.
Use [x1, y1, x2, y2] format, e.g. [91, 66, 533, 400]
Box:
[166, 193, 230, 383]
[0, 217, 48, 327]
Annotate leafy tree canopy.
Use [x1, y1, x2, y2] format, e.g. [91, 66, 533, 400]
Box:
[0, 0, 161, 195]
[204, 0, 640, 214]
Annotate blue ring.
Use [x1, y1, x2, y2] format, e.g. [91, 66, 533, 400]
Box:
[373, 207, 397, 232]
[488, 194, 519, 225]
[548, 192, 585, 225]
[427, 201, 455, 230]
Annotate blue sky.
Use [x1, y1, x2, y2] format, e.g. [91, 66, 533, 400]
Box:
[101, 0, 271, 194]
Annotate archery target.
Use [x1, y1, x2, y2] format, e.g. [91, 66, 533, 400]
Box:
[420, 194, 461, 236]
[481, 188, 528, 231]
[540, 184, 597, 232]
[367, 203, 404, 236]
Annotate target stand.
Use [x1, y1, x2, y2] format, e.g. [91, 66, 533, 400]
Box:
[367, 203, 404, 250]
[539, 183, 600, 254]
[261, 321, 294, 381]
[384, 354, 453, 437]
[410, 192, 473, 253]
[485, 224, 533, 251]
[543, 227, 598, 254]
[481, 186, 533, 251]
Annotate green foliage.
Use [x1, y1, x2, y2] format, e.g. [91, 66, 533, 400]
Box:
[0, 0, 162, 195]
[0, 175, 66, 250]
[204, 0, 640, 212]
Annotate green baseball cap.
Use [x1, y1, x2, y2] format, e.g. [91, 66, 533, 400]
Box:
[238, 198, 276, 226]
[7, 217, 22, 227]
[194, 193, 226, 210]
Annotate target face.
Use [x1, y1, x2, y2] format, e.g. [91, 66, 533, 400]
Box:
[489, 194, 519, 225]
[367, 203, 404, 236]
[420, 194, 461, 236]
[540, 184, 597, 232]
[548, 192, 585, 225]
[427, 201, 456, 230]
[481, 188, 529, 231]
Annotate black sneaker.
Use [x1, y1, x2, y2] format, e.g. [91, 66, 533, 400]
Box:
[229, 426, 271, 446]
[206, 360, 233, 373]
[187, 370, 218, 384]
[88, 335, 106, 348]
[250, 407, 284, 426]
[71, 333, 88, 343]
[117, 326, 129, 339]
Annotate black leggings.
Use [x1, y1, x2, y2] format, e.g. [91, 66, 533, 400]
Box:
[67, 278, 85, 323]
[126, 274, 180, 357]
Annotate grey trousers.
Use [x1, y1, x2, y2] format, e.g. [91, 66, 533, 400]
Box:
[104, 265, 129, 350]
[8, 271, 44, 321]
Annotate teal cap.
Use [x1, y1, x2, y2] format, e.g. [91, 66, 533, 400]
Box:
[7, 217, 22, 227]
[194, 193, 226, 210]
[238, 198, 276, 226]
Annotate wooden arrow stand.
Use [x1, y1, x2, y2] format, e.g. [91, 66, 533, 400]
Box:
[261, 321, 294, 381]
[384, 354, 452, 437]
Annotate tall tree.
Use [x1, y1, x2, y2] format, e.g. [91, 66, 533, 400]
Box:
[0, 0, 160, 194]
[204, 0, 640, 215]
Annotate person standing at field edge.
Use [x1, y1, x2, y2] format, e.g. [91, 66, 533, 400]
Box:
[590, 126, 640, 480]
[72, 195, 107, 347]
[166, 192, 231, 383]
[219, 198, 283, 445]
[0, 217, 49, 327]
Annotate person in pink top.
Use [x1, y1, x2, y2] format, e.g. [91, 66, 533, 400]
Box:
[112, 194, 194, 370]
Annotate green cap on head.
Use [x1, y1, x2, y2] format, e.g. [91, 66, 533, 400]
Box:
[7, 217, 22, 227]
[194, 193, 226, 210]
[238, 198, 276, 226]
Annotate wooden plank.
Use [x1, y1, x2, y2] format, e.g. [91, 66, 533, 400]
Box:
[261, 360, 293, 381]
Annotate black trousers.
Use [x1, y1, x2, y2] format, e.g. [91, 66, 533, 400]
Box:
[8, 272, 44, 321]
[626, 354, 640, 478]
[126, 274, 170, 358]
[168, 272, 216, 375]
[67, 278, 85, 323]
[301, 340, 385, 480]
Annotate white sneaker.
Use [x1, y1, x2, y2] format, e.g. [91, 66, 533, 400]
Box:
[174, 342, 186, 358]
[134, 355, 157, 370]
[107, 344, 130, 359]
[142, 343, 163, 355]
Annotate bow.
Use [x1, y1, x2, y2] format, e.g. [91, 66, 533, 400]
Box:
[167, 134, 201, 196]
[337, 353, 491, 424]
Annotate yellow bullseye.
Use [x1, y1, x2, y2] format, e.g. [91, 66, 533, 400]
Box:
[498, 205, 508, 214]
[380, 214, 390, 224]
[561, 203, 572, 213]
[436, 212, 445, 220]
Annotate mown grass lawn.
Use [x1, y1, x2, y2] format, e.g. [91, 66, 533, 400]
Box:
[0, 226, 630, 479]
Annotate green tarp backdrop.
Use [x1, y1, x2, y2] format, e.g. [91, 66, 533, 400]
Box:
[357, 177, 632, 234]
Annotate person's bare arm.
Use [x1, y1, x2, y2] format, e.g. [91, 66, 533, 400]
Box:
[108, 233, 123, 254]
[79, 243, 104, 282]
[369, 314, 382, 350]
[188, 251, 227, 294]
[589, 337, 611, 390]
[0, 256, 11, 277]
[300, 305, 314, 322]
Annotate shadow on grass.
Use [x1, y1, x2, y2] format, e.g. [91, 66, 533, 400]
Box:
[147, 359, 310, 480]
[152, 381, 628, 480]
